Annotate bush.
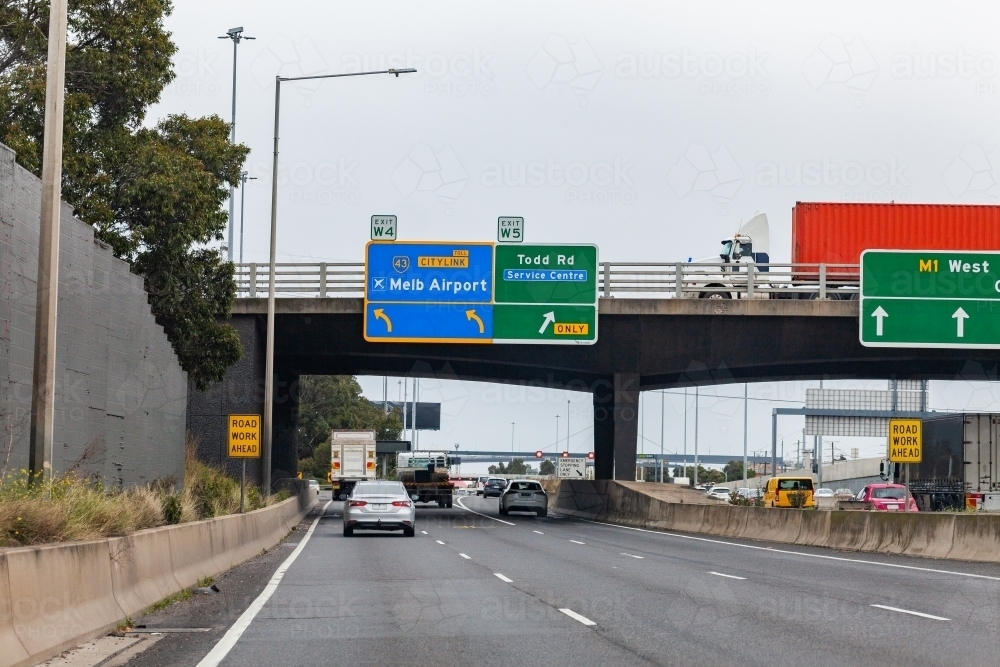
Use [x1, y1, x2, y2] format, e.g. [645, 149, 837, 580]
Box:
[0, 435, 287, 547]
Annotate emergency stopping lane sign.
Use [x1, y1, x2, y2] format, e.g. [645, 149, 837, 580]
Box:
[888, 419, 922, 463]
[228, 414, 261, 458]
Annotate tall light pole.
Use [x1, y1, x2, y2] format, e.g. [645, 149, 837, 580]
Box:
[238, 171, 256, 264]
[566, 399, 570, 452]
[660, 390, 665, 484]
[219, 27, 254, 262]
[694, 386, 700, 486]
[510, 422, 515, 452]
[555, 415, 560, 452]
[262, 67, 417, 492]
[743, 383, 748, 486]
[29, 0, 69, 482]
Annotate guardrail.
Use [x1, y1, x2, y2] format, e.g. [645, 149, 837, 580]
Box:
[234, 262, 861, 299]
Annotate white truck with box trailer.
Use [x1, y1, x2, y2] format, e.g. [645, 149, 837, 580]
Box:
[330, 430, 377, 500]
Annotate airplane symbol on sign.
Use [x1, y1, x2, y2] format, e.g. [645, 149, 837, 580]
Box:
[372, 277, 386, 291]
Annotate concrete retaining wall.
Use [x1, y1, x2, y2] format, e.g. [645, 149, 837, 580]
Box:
[556, 480, 1000, 564]
[0, 486, 318, 667]
[0, 144, 187, 487]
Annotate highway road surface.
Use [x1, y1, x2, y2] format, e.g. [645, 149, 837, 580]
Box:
[122, 492, 1000, 667]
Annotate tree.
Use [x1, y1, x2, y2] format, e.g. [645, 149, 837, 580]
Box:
[673, 465, 725, 484]
[723, 459, 756, 482]
[539, 459, 555, 475]
[296, 376, 402, 458]
[0, 1, 248, 388]
[487, 458, 528, 475]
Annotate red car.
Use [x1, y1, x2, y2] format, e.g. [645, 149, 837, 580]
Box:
[856, 484, 918, 512]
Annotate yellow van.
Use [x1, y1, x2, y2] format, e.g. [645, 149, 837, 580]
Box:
[763, 476, 815, 508]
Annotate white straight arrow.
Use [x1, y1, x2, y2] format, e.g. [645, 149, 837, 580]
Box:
[953, 307, 969, 338]
[539, 311, 555, 334]
[871, 306, 888, 336]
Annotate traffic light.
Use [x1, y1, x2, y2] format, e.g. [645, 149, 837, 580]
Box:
[587, 451, 595, 460]
[561, 451, 570, 458]
[535, 450, 543, 458]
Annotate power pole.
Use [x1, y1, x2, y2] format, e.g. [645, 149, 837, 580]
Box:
[28, 0, 69, 482]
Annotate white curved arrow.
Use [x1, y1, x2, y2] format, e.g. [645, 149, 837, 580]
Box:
[871, 306, 888, 336]
[953, 307, 969, 338]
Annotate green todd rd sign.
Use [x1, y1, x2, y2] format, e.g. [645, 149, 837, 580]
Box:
[493, 244, 598, 344]
[860, 250, 1000, 348]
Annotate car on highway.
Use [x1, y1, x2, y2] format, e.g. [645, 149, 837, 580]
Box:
[707, 487, 732, 501]
[736, 487, 762, 500]
[307, 479, 320, 492]
[343, 481, 416, 537]
[500, 480, 548, 517]
[763, 476, 815, 508]
[814, 488, 835, 498]
[835, 488, 855, 499]
[856, 483, 918, 512]
[475, 475, 490, 496]
[482, 477, 508, 498]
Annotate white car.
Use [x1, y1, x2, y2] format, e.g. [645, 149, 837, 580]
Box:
[707, 487, 732, 501]
[814, 488, 836, 498]
[736, 487, 761, 500]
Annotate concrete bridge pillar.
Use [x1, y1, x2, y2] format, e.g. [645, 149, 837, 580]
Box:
[593, 372, 640, 481]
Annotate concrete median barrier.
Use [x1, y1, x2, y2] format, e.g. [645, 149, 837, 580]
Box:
[0, 553, 29, 666]
[0, 488, 316, 667]
[7, 539, 125, 665]
[109, 529, 181, 618]
[947, 514, 1000, 562]
[825, 511, 870, 551]
[557, 480, 1000, 565]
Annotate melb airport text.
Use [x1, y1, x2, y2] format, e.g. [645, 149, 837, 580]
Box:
[388, 277, 490, 294]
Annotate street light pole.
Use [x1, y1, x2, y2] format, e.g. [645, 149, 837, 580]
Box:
[219, 27, 254, 262]
[238, 171, 256, 265]
[262, 67, 416, 493]
[28, 0, 69, 482]
[743, 383, 748, 486]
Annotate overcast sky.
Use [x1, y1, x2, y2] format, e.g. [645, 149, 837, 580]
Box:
[153, 1, 1000, 473]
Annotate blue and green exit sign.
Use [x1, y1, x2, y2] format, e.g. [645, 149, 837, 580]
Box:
[860, 250, 1000, 348]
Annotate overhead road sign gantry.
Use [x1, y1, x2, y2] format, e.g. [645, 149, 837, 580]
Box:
[364, 241, 598, 345]
[860, 250, 1000, 348]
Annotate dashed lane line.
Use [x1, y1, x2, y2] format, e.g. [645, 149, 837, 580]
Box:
[569, 540, 585, 545]
[871, 604, 949, 621]
[709, 571, 746, 580]
[559, 608, 597, 626]
[459, 553, 471, 559]
[494, 573, 513, 583]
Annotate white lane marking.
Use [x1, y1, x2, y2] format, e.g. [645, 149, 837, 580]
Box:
[709, 571, 746, 580]
[459, 553, 471, 559]
[533, 530, 544, 534]
[195, 501, 331, 667]
[494, 573, 513, 583]
[421, 531, 428, 535]
[456, 496, 515, 525]
[581, 519, 1000, 582]
[436, 540, 445, 545]
[871, 604, 949, 621]
[559, 608, 597, 626]
[620, 553, 644, 559]
[569, 540, 585, 545]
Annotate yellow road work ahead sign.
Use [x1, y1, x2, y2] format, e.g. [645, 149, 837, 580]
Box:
[888, 419, 922, 463]
[228, 414, 261, 458]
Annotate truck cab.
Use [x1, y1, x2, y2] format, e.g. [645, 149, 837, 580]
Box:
[690, 212, 771, 299]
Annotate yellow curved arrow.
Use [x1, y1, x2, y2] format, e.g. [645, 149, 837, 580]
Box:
[465, 309, 485, 334]
[373, 308, 392, 332]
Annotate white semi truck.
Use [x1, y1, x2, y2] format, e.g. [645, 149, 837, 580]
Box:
[687, 211, 772, 298]
[330, 429, 377, 500]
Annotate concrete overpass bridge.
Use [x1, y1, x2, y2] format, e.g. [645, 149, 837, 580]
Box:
[187, 262, 1000, 485]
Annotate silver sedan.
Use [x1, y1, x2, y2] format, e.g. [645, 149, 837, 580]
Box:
[499, 480, 548, 517]
[343, 481, 416, 537]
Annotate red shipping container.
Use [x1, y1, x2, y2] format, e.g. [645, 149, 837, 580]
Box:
[792, 202, 1000, 269]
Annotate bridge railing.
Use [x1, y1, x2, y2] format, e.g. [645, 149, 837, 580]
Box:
[234, 262, 860, 299]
